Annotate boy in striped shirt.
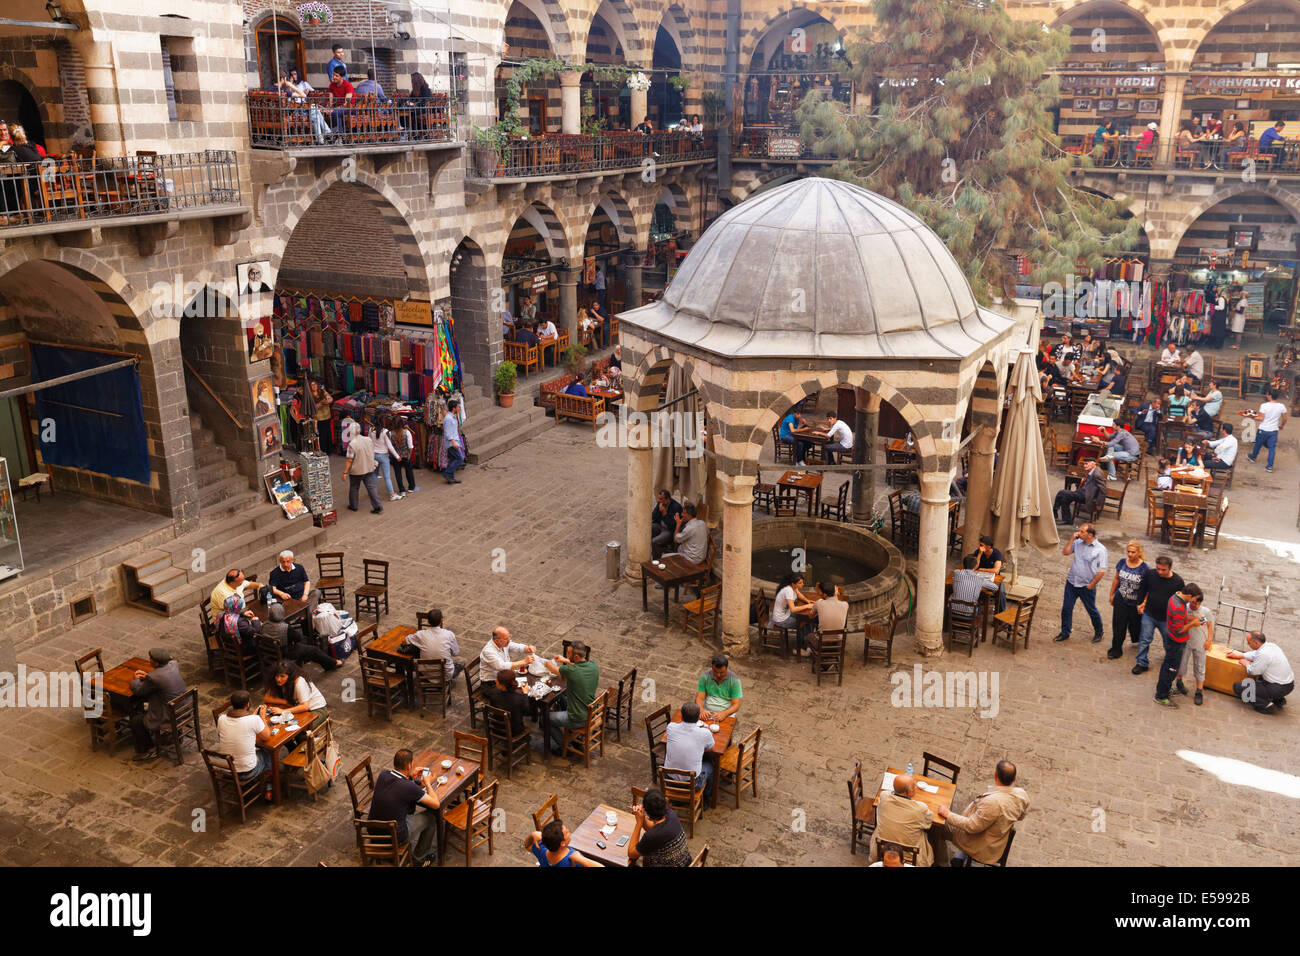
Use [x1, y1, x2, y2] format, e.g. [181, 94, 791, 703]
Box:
[1155, 583, 1203, 707]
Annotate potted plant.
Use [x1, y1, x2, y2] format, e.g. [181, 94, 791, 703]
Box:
[493, 360, 518, 407]
[562, 342, 588, 378]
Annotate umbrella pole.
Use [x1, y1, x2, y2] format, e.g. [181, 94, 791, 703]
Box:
[1008, 547, 1018, 587]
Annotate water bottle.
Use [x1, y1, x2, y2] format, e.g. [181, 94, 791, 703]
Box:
[906, 432, 914, 448]
[905, 761, 913, 776]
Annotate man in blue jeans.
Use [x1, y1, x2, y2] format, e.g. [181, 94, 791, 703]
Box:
[1053, 522, 1108, 643]
[663, 701, 716, 800]
[1245, 390, 1288, 473]
[442, 399, 464, 484]
[1132, 555, 1184, 675]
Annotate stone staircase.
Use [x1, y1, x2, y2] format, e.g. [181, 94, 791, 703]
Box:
[121, 413, 327, 617]
[460, 370, 554, 465]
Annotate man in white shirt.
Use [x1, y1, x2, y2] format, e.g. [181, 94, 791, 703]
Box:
[667, 502, 709, 565]
[479, 626, 536, 678]
[442, 398, 464, 484]
[813, 581, 849, 632]
[1227, 630, 1294, 713]
[1183, 348, 1204, 383]
[1202, 424, 1238, 471]
[215, 690, 273, 780]
[343, 428, 384, 513]
[409, 607, 463, 680]
[663, 701, 716, 800]
[1159, 343, 1180, 365]
[821, 413, 854, 465]
[1245, 390, 1288, 472]
[536, 318, 559, 366]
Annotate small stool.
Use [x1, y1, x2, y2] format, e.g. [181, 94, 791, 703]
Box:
[17, 472, 52, 502]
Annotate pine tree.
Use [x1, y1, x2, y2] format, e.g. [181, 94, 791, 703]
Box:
[797, 0, 1139, 301]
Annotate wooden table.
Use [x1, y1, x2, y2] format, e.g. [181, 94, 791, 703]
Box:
[101, 657, 154, 708]
[364, 623, 418, 695]
[887, 438, 916, 454]
[1168, 468, 1211, 493]
[1204, 643, 1249, 696]
[871, 767, 958, 821]
[669, 711, 736, 809]
[590, 385, 623, 405]
[568, 803, 638, 867]
[791, 425, 830, 463]
[777, 469, 823, 516]
[411, 746, 482, 860]
[1159, 490, 1211, 544]
[261, 709, 317, 805]
[640, 556, 710, 624]
[538, 334, 559, 368]
[943, 572, 1003, 642]
[522, 669, 566, 764]
[245, 596, 308, 625]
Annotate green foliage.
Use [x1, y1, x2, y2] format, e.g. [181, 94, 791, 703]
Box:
[700, 90, 725, 128]
[493, 360, 518, 395]
[562, 343, 588, 375]
[581, 89, 606, 136]
[669, 75, 690, 93]
[796, 0, 1140, 302]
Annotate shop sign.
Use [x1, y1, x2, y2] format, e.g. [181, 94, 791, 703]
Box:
[532, 273, 549, 292]
[1186, 74, 1300, 93]
[769, 136, 802, 158]
[1058, 74, 1162, 90]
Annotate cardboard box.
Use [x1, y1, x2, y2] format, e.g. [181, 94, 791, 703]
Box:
[314, 510, 338, 528]
[1204, 643, 1248, 696]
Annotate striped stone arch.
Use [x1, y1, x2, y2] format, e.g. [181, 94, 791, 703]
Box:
[245, 3, 304, 30]
[581, 189, 638, 248]
[728, 169, 806, 206]
[502, 197, 576, 261]
[621, 342, 722, 425]
[0, 62, 62, 149]
[0, 244, 150, 337]
[652, 4, 704, 74]
[1187, 0, 1300, 67]
[272, 166, 435, 299]
[500, 0, 580, 61]
[586, 0, 648, 64]
[1167, 183, 1300, 259]
[963, 359, 1006, 441]
[738, 4, 853, 75]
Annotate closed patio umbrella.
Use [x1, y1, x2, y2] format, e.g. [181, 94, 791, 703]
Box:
[298, 378, 318, 452]
[988, 350, 1059, 583]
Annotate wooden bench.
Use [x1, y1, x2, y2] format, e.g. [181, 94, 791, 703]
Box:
[539, 358, 612, 409]
[554, 392, 606, 428]
[504, 340, 539, 376]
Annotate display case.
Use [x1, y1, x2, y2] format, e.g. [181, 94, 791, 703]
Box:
[0, 457, 23, 582]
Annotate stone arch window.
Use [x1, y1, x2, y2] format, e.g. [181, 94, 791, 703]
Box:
[255, 16, 305, 92]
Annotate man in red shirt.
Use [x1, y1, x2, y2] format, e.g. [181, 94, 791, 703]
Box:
[328, 67, 355, 140]
[1154, 583, 1202, 707]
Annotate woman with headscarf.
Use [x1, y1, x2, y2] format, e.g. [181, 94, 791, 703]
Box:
[217, 593, 263, 651]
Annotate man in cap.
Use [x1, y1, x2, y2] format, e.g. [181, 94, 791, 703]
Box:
[128, 649, 188, 762]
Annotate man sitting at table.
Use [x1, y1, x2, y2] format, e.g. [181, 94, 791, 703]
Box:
[483, 668, 530, 740]
[1202, 424, 1237, 472]
[543, 641, 599, 755]
[1227, 630, 1294, 713]
[1182, 346, 1204, 384]
[666, 502, 709, 566]
[821, 413, 854, 465]
[1053, 458, 1106, 525]
[1159, 342, 1180, 365]
[696, 654, 742, 721]
[970, 535, 1003, 575]
[812, 581, 849, 634]
[780, 408, 811, 464]
[664, 701, 716, 801]
[268, 549, 321, 638]
[369, 748, 441, 866]
[1054, 333, 1077, 362]
[263, 603, 339, 670]
[526, 819, 602, 867]
[950, 555, 999, 618]
[514, 323, 540, 351]
[211, 568, 250, 619]
[933, 760, 1029, 866]
[215, 690, 273, 784]
[327, 66, 355, 136]
[480, 626, 536, 678]
[1097, 424, 1140, 479]
[628, 788, 692, 867]
[409, 607, 463, 681]
[537, 316, 559, 364]
[1134, 394, 1162, 448]
[651, 489, 683, 560]
[870, 773, 934, 867]
[128, 649, 187, 762]
[353, 67, 389, 103]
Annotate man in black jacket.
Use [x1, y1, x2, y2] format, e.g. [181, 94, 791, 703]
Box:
[263, 603, 339, 671]
[129, 649, 188, 762]
[482, 668, 530, 741]
[651, 489, 683, 559]
[1053, 458, 1106, 525]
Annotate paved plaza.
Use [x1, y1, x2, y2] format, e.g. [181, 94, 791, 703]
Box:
[1, 376, 1297, 868]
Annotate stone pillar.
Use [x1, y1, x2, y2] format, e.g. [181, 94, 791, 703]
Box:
[623, 255, 643, 309]
[915, 467, 955, 657]
[852, 390, 880, 520]
[75, 37, 125, 156]
[560, 70, 583, 135]
[720, 473, 755, 656]
[631, 87, 648, 129]
[558, 267, 579, 342]
[963, 425, 998, 548]
[1156, 74, 1186, 168]
[625, 428, 653, 584]
[705, 455, 725, 531]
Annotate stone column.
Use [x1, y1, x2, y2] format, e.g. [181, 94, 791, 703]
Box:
[1156, 74, 1186, 168]
[963, 425, 998, 548]
[75, 37, 125, 156]
[625, 425, 653, 584]
[560, 70, 583, 135]
[852, 390, 880, 520]
[705, 454, 725, 531]
[631, 87, 648, 129]
[720, 473, 755, 657]
[623, 255, 643, 309]
[558, 267, 579, 343]
[915, 467, 955, 657]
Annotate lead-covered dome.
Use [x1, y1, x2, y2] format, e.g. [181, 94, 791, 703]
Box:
[623, 177, 1011, 360]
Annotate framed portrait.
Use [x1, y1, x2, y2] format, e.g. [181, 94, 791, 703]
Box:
[1116, 98, 1134, 111]
[250, 376, 274, 418]
[1249, 357, 1266, 379]
[1138, 98, 1160, 114]
[1098, 99, 1115, 112]
[260, 419, 282, 457]
[1087, 87, 1101, 97]
[237, 259, 274, 296]
[1236, 98, 1251, 109]
[246, 315, 273, 362]
[1074, 98, 1092, 111]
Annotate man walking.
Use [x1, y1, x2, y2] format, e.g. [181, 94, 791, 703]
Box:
[343, 425, 384, 514]
[1244, 389, 1287, 473]
[1132, 555, 1183, 675]
[1154, 583, 1202, 707]
[1054, 522, 1107, 644]
[443, 398, 465, 484]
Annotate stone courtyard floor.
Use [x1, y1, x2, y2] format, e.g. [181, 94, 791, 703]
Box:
[2, 374, 1298, 868]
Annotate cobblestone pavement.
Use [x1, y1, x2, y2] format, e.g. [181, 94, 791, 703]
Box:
[2, 370, 1297, 868]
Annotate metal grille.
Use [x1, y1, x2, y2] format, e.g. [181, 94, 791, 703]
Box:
[247, 92, 453, 149]
[471, 130, 716, 179]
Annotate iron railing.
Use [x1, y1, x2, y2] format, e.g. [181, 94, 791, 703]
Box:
[471, 130, 716, 179]
[1061, 134, 1300, 173]
[246, 91, 454, 149]
[736, 126, 817, 160]
[0, 150, 241, 230]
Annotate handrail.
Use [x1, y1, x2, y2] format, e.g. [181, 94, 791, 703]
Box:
[182, 358, 244, 430]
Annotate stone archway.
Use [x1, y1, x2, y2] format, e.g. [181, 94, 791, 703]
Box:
[449, 236, 498, 385]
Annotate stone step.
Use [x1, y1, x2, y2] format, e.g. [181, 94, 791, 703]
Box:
[199, 473, 254, 511]
[197, 458, 239, 487]
[466, 413, 556, 465]
[466, 404, 550, 448]
[161, 504, 290, 575]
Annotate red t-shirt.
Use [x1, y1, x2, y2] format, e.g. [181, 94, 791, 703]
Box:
[1165, 595, 1192, 643]
[329, 79, 355, 100]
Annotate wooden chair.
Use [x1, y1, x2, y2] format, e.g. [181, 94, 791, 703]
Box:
[315, 551, 345, 606]
[847, 759, 875, 854]
[201, 748, 265, 823]
[863, 605, 900, 665]
[753, 468, 775, 513]
[198, 598, 225, 681]
[353, 817, 413, 866]
[717, 726, 762, 808]
[1145, 484, 1165, 538]
[413, 658, 454, 718]
[1103, 478, 1131, 519]
[967, 827, 1016, 867]
[463, 658, 487, 729]
[157, 688, 202, 766]
[922, 752, 961, 787]
[658, 767, 705, 838]
[682, 582, 721, 641]
[561, 690, 609, 767]
[754, 589, 796, 657]
[254, 633, 284, 689]
[354, 559, 389, 623]
[1202, 500, 1228, 550]
[454, 730, 487, 794]
[946, 598, 984, 657]
[690, 845, 710, 867]
[1212, 356, 1243, 398]
[73, 649, 131, 755]
[644, 704, 670, 782]
[561, 639, 595, 664]
[991, 594, 1036, 654]
[808, 629, 846, 685]
[771, 424, 795, 463]
[484, 704, 532, 778]
[360, 654, 407, 719]
[532, 793, 560, 832]
[1167, 495, 1200, 552]
[1050, 428, 1072, 469]
[216, 625, 262, 690]
[820, 481, 850, 522]
[604, 666, 636, 743]
[503, 340, 539, 376]
[345, 756, 376, 818]
[772, 489, 800, 517]
[282, 717, 334, 801]
[875, 838, 919, 866]
[441, 778, 498, 866]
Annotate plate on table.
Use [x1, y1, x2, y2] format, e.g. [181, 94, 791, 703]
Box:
[436, 775, 448, 785]
[709, 723, 721, 732]
[440, 759, 453, 770]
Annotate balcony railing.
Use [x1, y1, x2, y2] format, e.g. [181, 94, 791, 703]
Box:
[736, 125, 818, 160]
[1062, 134, 1300, 173]
[247, 91, 454, 150]
[0, 150, 242, 230]
[471, 130, 716, 179]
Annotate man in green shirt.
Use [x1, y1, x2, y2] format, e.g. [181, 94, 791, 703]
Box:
[545, 641, 599, 754]
[696, 653, 742, 721]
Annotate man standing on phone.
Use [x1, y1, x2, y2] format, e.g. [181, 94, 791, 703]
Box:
[1173, 595, 1213, 706]
[1054, 523, 1107, 644]
[1154, 583, 1202, 707]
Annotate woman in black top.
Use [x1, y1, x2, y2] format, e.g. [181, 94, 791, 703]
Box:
[409, 72, 432, 100]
